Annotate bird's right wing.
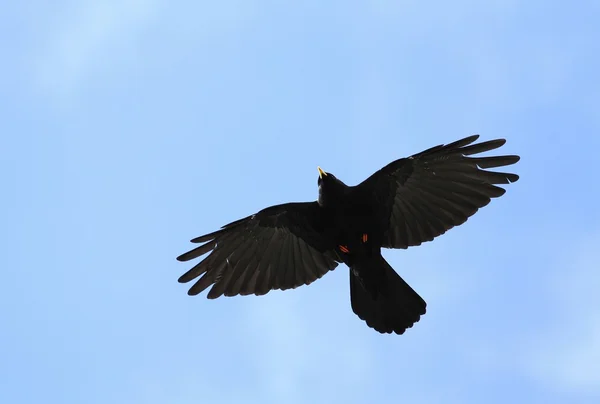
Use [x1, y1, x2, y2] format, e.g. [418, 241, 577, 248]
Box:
[357, 135, 520, 249]
[177, 202, 340, 298]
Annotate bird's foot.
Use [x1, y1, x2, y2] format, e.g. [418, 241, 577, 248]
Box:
[339, 245, 350, 254]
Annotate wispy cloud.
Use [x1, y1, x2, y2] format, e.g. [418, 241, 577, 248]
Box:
[35, 0, 160, 98]
[242, 288, 376, 403]
[522, 233, 600, 395]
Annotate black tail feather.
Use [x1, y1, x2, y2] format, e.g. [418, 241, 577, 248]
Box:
[350, 255, 426, 335]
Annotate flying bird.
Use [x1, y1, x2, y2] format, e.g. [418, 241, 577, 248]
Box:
[177, 135, 519, 334]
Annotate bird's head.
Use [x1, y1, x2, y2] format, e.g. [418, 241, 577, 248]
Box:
[317, 166, 346, 207]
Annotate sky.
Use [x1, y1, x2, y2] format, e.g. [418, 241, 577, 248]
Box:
[1, 1, 600, 403]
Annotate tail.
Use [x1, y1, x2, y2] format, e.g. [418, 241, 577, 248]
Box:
[350, 255, 427, 335]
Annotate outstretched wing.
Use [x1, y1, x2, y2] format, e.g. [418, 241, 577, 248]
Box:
[177, 202, 340, 298]
[358, 135, 520, 249]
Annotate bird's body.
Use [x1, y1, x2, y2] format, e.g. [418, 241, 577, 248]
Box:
[177, 135, 520, 334]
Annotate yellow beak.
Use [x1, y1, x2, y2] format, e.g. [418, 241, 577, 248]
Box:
[317, 166, 327, 179]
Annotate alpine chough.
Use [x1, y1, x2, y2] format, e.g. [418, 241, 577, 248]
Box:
[177, 135, 520, 334]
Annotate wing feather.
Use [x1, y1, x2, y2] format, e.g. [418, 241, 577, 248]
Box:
[177, 202, 340, 297]
[358, 135, 520, 249]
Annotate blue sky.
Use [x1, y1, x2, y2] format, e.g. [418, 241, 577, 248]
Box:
[2, 1, 599, 403]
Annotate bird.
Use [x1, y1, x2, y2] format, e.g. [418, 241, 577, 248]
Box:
[177, 135, 520, 335]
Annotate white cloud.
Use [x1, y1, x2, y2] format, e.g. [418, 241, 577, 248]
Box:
[33, 0, 261, 101]
[241, 284, 376, 404]
[35, 0, 160, 98]
[521, 233, 600, 394]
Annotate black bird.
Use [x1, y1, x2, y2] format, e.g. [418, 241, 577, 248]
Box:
[177, 135, 519, 334]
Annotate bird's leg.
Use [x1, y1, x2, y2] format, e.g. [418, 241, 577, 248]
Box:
[339, 234, 370, 258]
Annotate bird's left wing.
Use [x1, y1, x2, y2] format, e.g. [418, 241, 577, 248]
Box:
[356, 135, 520, 249]
[177, 202, 340, 298]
